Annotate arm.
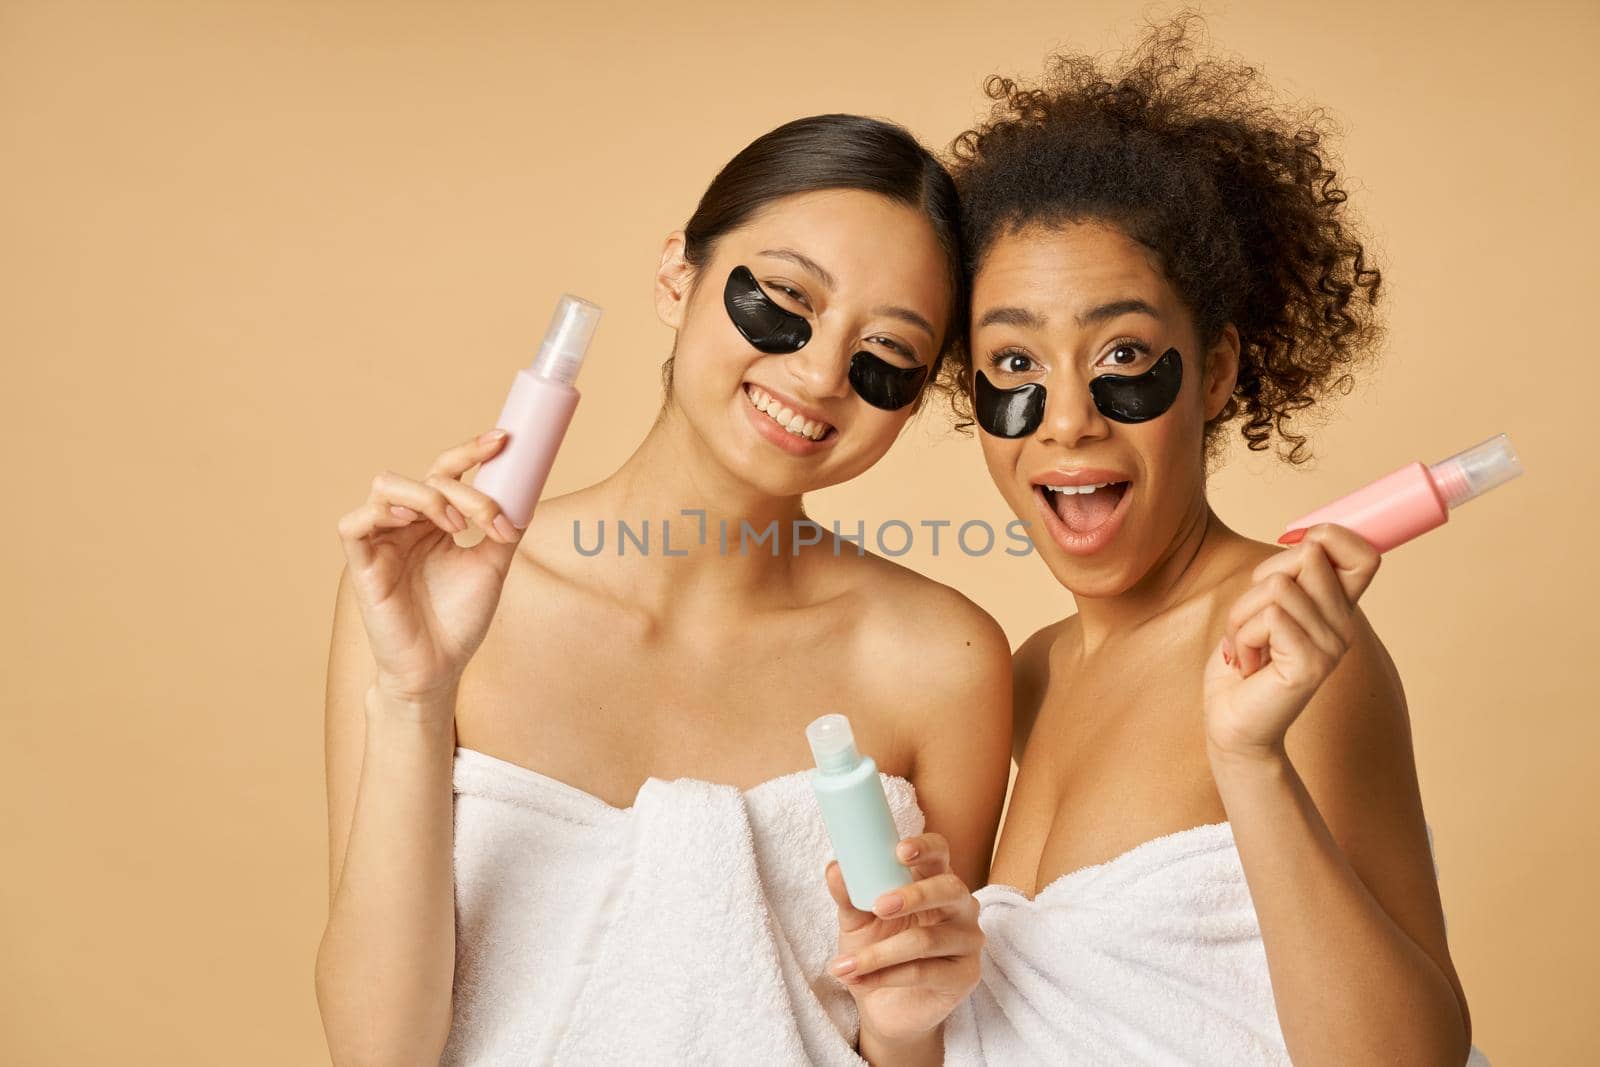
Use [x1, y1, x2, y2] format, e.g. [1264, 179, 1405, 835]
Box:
[904, 599, 1014, 892]
[315, 429, 525, 1065]
[314, 567, 458, 1066]
[1213, 616, 1469, 1065]
[1208, 530, 1470, 1065]
[855, 595, 1014, 1065]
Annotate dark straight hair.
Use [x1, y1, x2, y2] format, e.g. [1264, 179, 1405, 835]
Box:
[662, 113, 965, 393]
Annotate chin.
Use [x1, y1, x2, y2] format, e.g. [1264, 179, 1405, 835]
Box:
[1035, 548, 1143, 599]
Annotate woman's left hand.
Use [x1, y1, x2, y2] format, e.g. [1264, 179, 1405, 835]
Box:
[1204, 523, 1382, 762]
[824, 831, 984, 1047]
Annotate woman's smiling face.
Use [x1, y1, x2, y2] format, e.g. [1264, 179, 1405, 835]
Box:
[970, 221, 1237, 596]
[657, 188, 952, 498]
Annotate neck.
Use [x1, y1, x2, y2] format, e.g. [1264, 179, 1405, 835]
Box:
[584, 400, 812, 609]
[1071, 494, 1238, 650]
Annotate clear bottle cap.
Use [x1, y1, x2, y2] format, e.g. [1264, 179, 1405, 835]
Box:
[806, 713, 861, 775]
[1429, 432, 1524, 509]
[529, 294, 603, 385]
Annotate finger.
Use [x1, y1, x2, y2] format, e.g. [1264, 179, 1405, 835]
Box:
[1225, 578, 1283, 676]
[846, 956, 978, 994]
[825, 860, 876, 934]
[1286, 523, 1380, 603]
[336, 503, 385, 570]
[427, 428, 511, 481]
[846, 922, 984, 979]
[337, 499, 438, 571]
[1228, 571, 1345, 669]
[894, 832, 951, 881]
[1274, 543, 1357, 649]
[424, 473, 522, 545]
[1233, 602, 1336, 686]
[1252, 541, 1357, 630]
[367, 469, 467, 536]
[872, 872, 976, 923]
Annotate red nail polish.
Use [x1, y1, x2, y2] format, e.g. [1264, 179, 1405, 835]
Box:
[1277, 527, 1306, 545]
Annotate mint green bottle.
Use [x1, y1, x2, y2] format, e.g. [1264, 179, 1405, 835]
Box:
[807, 712, 913, 911]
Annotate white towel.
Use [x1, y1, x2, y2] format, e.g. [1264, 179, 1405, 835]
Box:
[944, 821, 1492, 1067]
[441, 747, 925, 1066]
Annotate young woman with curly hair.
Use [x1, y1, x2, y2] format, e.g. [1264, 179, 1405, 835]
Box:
[836, 17, 1486, 1066]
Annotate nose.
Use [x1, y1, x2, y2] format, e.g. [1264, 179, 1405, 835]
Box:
[781, 322, 853, 401]
[1035, 369, 1109, 449]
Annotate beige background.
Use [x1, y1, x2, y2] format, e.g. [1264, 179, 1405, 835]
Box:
[3, 1, 1595, 1062]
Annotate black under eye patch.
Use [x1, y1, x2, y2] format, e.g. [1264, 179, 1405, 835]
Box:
[724, 265, 811, 353]
[848, 351, 928, 411]
[724, 264, 928, 412]
[1089, 346, 1184, 423]
[973, 347, 1184, 437]
[974, 371, 1046, 438]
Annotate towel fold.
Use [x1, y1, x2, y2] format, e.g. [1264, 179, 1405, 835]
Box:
[944, 821, 1491, 1067]
[441, 747, 924, 1066]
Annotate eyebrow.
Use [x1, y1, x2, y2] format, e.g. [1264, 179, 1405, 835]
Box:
[976, 299, 1161, 332]
[874, 305, 936, 342]
[976, 306, 1046, 330]
[1076, 298, 1161, 326]
[759, 247, 936, 342]
[758, 248, 837, 290]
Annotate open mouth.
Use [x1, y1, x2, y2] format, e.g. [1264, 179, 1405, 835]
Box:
[744, 383, 836, 443]
[1032, 476, 1133, 556]
[1042, 480, 1129, 533]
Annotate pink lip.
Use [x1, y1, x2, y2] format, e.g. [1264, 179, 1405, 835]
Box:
[1031, 480, 1134, 557]
[740, 384, 837, 457]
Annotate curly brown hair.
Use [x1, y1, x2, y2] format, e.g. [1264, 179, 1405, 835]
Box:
[941, 13, 1384, 463]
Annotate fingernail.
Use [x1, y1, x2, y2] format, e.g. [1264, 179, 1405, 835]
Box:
[492, 514, 518, 541]
[445, 505, 467, 531]
[480, 428, 508, 444]
[875, 894, 903, 916]
[1277, 527, 1306, 545]
[390, 505, 419, 520]
[831, 957, 856, 976]
[897, 842, 920, 861]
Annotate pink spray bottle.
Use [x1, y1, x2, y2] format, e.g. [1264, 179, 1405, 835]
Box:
[471, 294, 603, 529]
[1280, 432, 1524, 551]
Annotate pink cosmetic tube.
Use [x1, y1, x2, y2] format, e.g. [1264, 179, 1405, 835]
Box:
[471, 294, 603, 529]
[1280, 433, 1523, 552]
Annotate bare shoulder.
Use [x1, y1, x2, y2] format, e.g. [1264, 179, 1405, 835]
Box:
[1287, 603, 1412, 802]
[833, 547, 1013, 686]
[823, 545, 1013, 748]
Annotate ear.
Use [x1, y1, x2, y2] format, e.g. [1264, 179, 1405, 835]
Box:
[1201, 323, 1241, 421]
[654, 230, 696, 330]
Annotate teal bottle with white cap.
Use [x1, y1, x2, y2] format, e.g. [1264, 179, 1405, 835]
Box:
[806, 712, 913, 911]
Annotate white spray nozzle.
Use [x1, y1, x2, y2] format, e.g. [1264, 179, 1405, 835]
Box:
[530, 294, 603, 385]
[806, 713, 861, 775]
[1429, 432, 1524, 509]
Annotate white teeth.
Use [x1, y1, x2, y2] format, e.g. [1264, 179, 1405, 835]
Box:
[744, 384, 831, 441]
[1045, 482, 1113, 495]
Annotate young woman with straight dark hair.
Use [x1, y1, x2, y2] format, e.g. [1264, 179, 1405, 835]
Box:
[316, 114, 1011, 1066]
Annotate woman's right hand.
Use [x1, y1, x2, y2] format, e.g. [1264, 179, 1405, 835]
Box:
[825, 833, 984, 1052]
[336, 428, 525, 708]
